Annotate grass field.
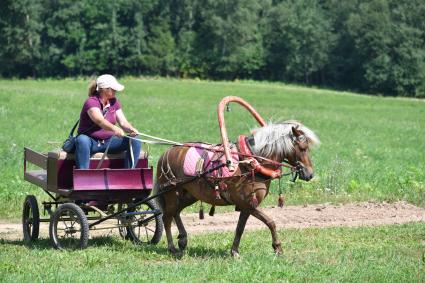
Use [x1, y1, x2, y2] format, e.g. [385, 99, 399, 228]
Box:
[1, 223, 424, 282]
[1, 78, 424, 218]
[1, 78, 425, 282]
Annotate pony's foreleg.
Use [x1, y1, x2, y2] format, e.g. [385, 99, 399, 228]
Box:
[230, 211, 250, 258]
[250, 208, 282, 254]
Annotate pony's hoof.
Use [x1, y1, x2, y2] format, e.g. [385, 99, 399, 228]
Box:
[168, 247, 179, 255]
[173, 251, 184, 259]
[273, 243, 283, 255]
[169, 248, 183, 259]
[178, 238, 187, 251]
[230, 249, 241, 259]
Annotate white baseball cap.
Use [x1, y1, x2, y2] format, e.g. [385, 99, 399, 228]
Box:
[96, 74, 125, 91]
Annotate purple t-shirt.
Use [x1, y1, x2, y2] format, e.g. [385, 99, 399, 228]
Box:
[77, 96, 121, 140]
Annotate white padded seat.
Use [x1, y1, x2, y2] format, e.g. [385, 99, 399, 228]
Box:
[48, 150, 148, 160]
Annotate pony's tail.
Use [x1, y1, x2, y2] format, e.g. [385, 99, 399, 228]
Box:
[154, 154, 166, 211]
[153, 182, 165, 211]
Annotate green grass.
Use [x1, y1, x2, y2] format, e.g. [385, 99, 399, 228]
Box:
[1, 78, 425, 218]
[1, 223, 424, 282]
[1, 78, 425, 281]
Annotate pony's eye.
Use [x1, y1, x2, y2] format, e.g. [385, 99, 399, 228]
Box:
[298, 135, 306, 143]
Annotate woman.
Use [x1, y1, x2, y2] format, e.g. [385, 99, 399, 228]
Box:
[75, 74, 141, 169]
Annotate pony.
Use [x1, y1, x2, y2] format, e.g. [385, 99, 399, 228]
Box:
[155, 120, 319, 257]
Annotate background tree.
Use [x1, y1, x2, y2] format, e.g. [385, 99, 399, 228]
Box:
[265, 0, 336, 84]
[321, 0, 362, 89]
[0, 0, 42, 77]
[142, 8, 176, 76]
[0, 0, 424, 97]
[347, 0, 425, 96]
[169, 0, 197, 77]
[193, 0, 267, 79]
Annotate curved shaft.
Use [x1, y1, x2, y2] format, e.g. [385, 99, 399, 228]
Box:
[217, 96, 266, 171]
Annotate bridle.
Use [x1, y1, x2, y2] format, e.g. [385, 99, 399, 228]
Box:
[289, 134, 310, 182]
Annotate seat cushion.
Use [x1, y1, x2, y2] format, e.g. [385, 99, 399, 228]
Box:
[48, 150, 148, 160]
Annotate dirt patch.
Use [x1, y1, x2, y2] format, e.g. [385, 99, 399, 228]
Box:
[1, 201, 424, 241]
[183, 201, 425, 234]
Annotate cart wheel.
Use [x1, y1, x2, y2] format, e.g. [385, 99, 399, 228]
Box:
[126, 199, 163, 245]
[49, 203, 89, 250]
[22, 195, 40, 243]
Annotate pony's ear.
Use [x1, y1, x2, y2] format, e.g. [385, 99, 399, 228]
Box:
[291, 126, 302, 137]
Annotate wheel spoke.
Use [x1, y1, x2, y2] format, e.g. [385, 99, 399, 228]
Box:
[144, 226, 155, 233]
[62, 216, 69, 229]
[144, 227, 149, 241]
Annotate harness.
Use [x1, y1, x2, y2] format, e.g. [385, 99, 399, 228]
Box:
[157, 135, 305, 213]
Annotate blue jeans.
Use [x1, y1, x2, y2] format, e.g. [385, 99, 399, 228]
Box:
[75, 135, 142, 169]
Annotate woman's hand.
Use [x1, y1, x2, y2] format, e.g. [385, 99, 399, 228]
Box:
[113, 126, 125, 137]
[128, 128, 138, 137]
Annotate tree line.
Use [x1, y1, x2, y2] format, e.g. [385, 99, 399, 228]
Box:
[1, 0, 424, 97]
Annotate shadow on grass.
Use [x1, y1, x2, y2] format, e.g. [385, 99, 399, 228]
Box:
[90, 235, 230, 258]
[1, 236, 231, 258]
[184, 245, 229, 258]
[134, 243, 229, 259]
[0, 235, 131, 250]
[0, 238, 52, 250]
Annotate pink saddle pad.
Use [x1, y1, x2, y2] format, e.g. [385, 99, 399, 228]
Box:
[183, 143, 239, 178]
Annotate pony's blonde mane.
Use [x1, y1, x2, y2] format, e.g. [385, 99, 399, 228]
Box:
[251, 120, 320, 159]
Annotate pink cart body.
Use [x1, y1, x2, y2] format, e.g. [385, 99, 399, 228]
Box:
[24, 148, 153, 203]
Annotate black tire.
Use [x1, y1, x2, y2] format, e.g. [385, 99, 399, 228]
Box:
[22, 195, 40, 243]
[49, 203, 89, 250]
[125, 199, 163, 245]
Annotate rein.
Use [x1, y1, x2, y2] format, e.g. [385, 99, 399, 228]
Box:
[127, 132, 302, 179]
[181, 137, 301, 179]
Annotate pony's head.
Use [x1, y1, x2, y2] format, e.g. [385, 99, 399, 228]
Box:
[251, 121, 320, 181]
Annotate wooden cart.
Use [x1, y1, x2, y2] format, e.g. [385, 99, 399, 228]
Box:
[23, 147, 163, 250]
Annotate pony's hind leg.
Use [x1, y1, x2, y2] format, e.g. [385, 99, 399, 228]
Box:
[230, 211, 250, 258]
[250, 208, 282, 254]
[174, 191, 197, 251]
[174, 214, 188, 251]
[161, 191, 180, 255]
[163, 211, 179, 255]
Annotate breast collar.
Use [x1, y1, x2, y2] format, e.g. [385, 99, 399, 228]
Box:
[237, 135, 282, 179]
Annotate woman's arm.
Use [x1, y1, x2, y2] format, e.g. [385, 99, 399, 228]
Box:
[87, 107, 125, 137]
[116, 109, 138, 136]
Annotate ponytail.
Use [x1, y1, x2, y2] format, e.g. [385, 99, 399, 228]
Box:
[88, 80, 98, 97]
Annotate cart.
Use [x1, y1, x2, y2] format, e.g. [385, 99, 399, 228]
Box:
[23, 147, 163, 250]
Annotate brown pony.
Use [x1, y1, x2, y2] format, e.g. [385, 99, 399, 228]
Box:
[155, 121, 319, 257]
